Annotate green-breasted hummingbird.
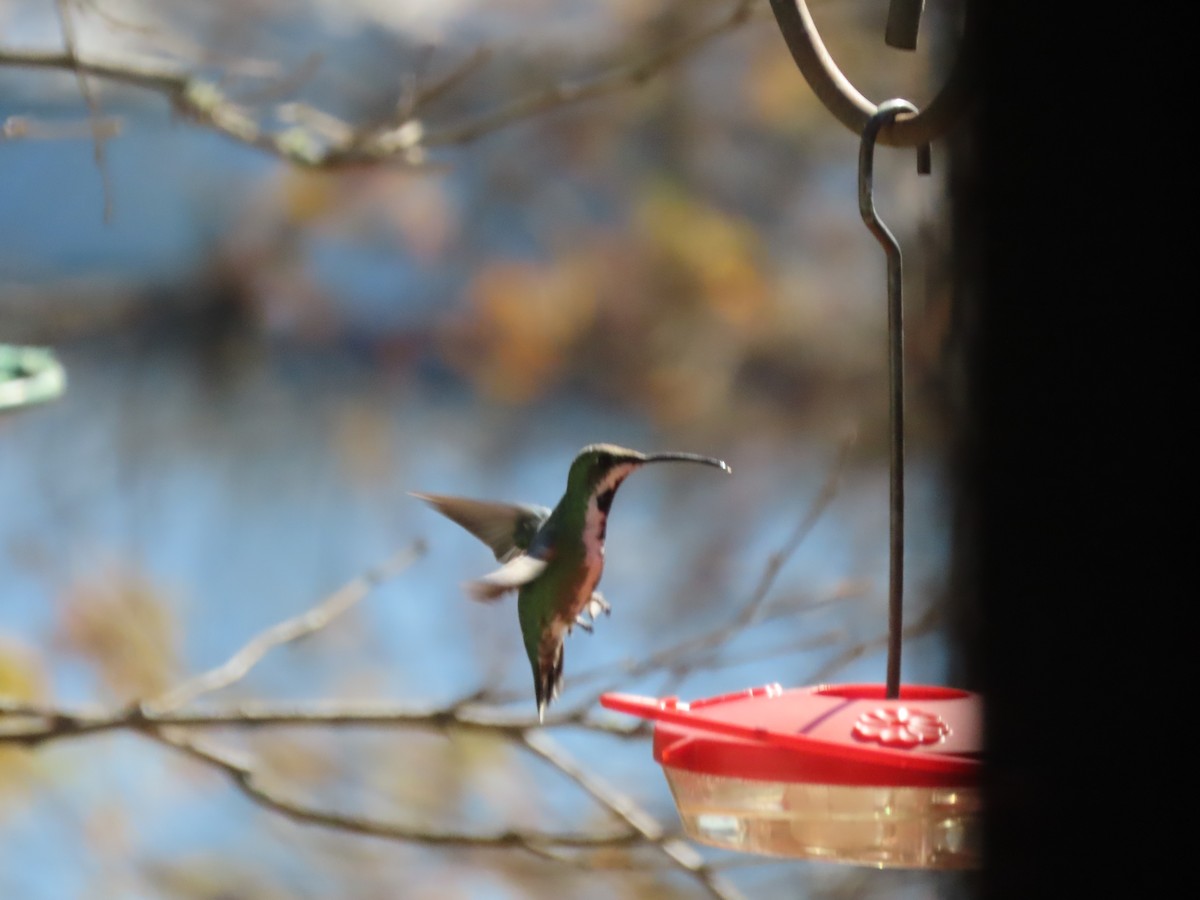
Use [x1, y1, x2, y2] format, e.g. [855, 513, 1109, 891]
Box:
[413, 443, 731, 720]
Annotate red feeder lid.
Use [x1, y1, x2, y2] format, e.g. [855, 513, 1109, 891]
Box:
[601, 683, 982, 788]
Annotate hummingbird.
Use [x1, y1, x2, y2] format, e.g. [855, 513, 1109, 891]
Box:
[413, 443, 731, 720]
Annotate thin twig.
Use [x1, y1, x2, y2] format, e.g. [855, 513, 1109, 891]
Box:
[729, 435, 855, 631]
[423, 0, 758, 147]
[523, 730, 745, 900]
[2, 114, 122, 140]
[806, 604, 941, 685]
[0, 48, 188, 92]
[410, 46, 492, 112]
[74, 0, 156, 35]
[147, 541, 426, 713]
[145, 728, 640, 852]
[54, 0, 113, 218]
[229, 51, 323, 105]
[0, 699, 634, 748]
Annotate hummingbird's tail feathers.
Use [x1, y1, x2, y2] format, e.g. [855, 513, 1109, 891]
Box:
[410, 492, 550, 562]
[465, 555, 547, 603]
[534, 639, 565, 722]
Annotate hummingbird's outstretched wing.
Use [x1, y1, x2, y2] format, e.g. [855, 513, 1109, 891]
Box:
[411, 492, 550, 562]
[465, 554, 547, 602]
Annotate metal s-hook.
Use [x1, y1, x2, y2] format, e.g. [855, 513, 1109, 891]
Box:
[859, 99, 928, 699]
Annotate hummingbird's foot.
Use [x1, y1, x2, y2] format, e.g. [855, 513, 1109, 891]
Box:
[572, 592, 609, 635]
[587, 592, 611, 618]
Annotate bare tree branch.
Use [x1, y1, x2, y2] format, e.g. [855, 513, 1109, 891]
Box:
[0, 47, 187, 92]
[0, 698, 634, 748]
[2, 113, 121, 140]
[145, 728, 641, 851]
[146, 541, 427, 713]
[0, 0, 759, 169]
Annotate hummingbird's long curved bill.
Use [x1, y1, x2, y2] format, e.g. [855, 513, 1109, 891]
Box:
[640, 452, 731, 474]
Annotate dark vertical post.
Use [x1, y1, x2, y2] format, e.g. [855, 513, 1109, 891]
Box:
[954, 4, 1180, 896]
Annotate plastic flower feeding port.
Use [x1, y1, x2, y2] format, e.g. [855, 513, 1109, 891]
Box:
[600, 685, 981, 868]
[602, 4, 982, 870]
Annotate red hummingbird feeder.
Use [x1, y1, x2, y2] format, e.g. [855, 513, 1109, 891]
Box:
[601, 0, 982, 869]
[600, 684, 981, 868]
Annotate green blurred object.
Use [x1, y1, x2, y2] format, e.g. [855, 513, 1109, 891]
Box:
[0, 344, 66, 413]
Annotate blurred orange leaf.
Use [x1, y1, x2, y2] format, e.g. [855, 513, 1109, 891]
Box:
[634, 182, 771, 331]
[279, 169, 342, 224]
[445, 257, 598, 403]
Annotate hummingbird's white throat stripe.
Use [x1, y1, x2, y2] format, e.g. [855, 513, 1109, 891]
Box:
[598, 462, 637, 497]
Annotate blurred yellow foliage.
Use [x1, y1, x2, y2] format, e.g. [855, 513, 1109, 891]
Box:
[635, 183, 771, 330]
[55, 565, 180, 701]
[446, 258, 598, 403]
[0, 638, 45, 801]
[0, 637, 44, 703]
[279, 169, 343, 224]
[743, 44, 829, 130]
[441, 184, 778, 425]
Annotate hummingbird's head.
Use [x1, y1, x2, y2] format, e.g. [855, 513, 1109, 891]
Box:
[567, 443, 731, 509]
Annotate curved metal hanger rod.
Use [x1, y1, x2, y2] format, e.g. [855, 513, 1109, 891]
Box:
[858, 99, 925, 698]
[767, 0, 975, 146]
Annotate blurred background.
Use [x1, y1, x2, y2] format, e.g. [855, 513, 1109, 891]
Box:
[1, 0, 969, 896]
